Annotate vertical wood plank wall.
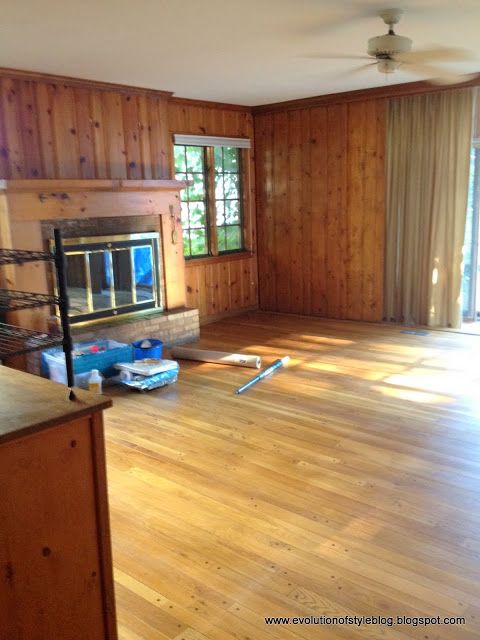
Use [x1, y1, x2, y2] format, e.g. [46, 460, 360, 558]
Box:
[168, 99, 258, 322]
[0, 74, 258, 322]
[0, 77, 171, 180]
[254, 98, 386, 321]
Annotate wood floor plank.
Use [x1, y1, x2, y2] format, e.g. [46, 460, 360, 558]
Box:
[104, 312, 480, 640]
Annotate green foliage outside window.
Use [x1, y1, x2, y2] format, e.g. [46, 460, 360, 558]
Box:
[214, 147, 243, 253]
[174, 144, 244, 258]
[174, 145, 209, 257]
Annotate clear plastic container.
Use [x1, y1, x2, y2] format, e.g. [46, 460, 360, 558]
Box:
[88, 369, 103, 394]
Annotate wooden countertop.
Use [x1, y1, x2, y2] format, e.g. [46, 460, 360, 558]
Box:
[0, 366, 112, 444]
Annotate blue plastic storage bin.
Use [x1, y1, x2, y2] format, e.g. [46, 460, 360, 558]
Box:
[42, 339, 134, 381]
[132, 339, 163, 360]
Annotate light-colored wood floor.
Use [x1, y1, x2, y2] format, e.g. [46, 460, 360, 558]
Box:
[104, 312, 480, 640]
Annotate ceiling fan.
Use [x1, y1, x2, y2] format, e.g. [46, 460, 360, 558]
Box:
[306, 8, 478, 85]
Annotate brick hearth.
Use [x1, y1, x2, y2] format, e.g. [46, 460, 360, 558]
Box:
[72, 307, 199, 347]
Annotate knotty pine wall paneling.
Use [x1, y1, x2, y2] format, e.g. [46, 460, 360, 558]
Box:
[0, 77, 171, 181]
[169, 98, 258, 322]
[0, 71, 258, 323]
[254, 98, 386, 322]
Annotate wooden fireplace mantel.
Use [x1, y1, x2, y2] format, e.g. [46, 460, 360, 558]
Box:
[0, 178, 189, 326]
[0, 178, 190, 221]
[0, 178, 190, 192]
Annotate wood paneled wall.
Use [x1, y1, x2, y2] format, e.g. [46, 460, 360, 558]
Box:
[254, 98, 386, 321]
[0, 72, 258, 323]
[179, 254, 257, 322]
[0, 77, 171, 180]
[169, 98, 258, 321]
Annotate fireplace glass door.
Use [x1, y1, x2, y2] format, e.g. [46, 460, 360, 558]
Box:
[59, 233, 162, 323]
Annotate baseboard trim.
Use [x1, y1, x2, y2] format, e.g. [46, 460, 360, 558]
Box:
[199, 306, 258, 326]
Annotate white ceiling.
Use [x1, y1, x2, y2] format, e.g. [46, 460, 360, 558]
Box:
[0, 0, 479, 106]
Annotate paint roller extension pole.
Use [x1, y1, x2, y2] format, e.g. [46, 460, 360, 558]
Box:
[235, 356, 290, 395]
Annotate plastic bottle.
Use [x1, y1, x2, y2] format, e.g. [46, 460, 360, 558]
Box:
[88, 369, 103, 394]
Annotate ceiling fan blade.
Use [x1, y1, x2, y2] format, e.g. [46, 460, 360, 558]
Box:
[300, 54, 373, 61]
[335, 62, 379, 78]
[426, 71, 479, 86]
[399, 61, 479, 86]
[396, 47, 477, 64]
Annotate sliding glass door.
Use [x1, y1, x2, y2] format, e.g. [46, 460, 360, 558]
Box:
[463, 147, 480, 322]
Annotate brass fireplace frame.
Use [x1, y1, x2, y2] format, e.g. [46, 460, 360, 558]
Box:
[54, 232, 163, 324]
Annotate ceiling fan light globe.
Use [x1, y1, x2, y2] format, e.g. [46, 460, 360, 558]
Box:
[377, 59, 401, 74]
[367, 34, 412, 58]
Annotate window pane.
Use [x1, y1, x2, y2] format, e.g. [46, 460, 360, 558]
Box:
[183, 230, 190, 256]
[181, 201, 189, 226]
[225, 200, 240, 224]
[216, 200, 225, 226]
[89, 251, 112, 311]
[66, 253, 89, 315]
[185, 146, 203, 172]
[112, 249, 133, 306]
[187, 173, 205, 201]
[214, 146, 243, 254]
[190, 202, 206, 228]
[133, 246, 154, 302]
[223, 147, 239, 172]
[175, 144, 208, 259]
[215, 174, 224, 200]
[224, 174, 239, 199]
[174, 146, 186, 173]
[214, 147, 223, 172]
[226, 225, 242, 251]
[217, 227, 227, 252]
[190, 229, 208, 256]
[463, 147, 479, 319]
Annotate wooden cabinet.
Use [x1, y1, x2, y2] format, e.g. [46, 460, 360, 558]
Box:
[0, 366, 117, 639]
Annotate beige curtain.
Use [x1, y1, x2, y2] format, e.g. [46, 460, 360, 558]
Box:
[384, 88, 474, 328]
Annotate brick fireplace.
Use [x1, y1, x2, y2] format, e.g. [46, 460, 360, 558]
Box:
[0, 179, 200, 370]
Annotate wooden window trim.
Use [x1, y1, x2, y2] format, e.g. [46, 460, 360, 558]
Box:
[174, 142, 247, 259]
[205, 146, 218, 256]
[185, 250, 254, 268]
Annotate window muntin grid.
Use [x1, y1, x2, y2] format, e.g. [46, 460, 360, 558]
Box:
[174, 145, 209, 258]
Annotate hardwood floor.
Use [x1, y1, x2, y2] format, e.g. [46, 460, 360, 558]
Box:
[104, 312, 480, 640]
